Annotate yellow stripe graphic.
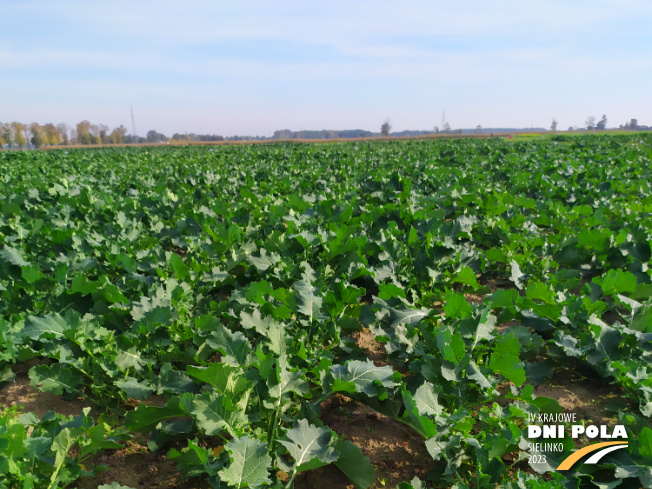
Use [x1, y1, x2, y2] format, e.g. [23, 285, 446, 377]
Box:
[556, 441, 628, 470]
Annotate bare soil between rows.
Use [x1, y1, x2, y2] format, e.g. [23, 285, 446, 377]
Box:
[0, 327, 630, 489]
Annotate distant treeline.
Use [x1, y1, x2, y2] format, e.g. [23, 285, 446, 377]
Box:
[1, 118, 648, 149]
[0, 119, 268, 149]
[0, 121, 145, 149]
[270, 128, 555, 139]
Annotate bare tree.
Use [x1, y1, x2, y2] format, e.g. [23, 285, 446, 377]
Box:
[381, 119, 392, 137]
[98, 124, 109, 144]
[551, 118, 558, 132]
[56, 123, 69, 145]
[585, 116, 596, 130]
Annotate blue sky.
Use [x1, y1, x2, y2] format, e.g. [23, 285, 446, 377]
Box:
[1, 0, 651, 136]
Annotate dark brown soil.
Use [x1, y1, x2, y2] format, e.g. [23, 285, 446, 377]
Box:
[295, 393, 436, 489]
[0, 318, 634, 489]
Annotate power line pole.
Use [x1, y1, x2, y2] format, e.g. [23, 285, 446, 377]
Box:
[131, 106, 137, 137]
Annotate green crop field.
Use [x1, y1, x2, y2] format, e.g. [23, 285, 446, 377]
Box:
[1, 135, 652, 489]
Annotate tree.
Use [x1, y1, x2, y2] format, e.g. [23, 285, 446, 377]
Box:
[475, 125, 483, 134]
[443, 122, 451, 134]
[12, 122, 26, 148]
[109, 125, 127, 144]
[550, 118, 558, 132]
[98, 124, 109, 144]
[56, 123, 70, 145]
[629, 118, 639, 130]
[433, 126, 439, 134]
[29, 123, 45, 148]
[1, 123, 14, 148]
[380, 119, 392, 137]
[596, 114, 607, 131]
[585, 116, 596, 130]
[77, 120, 92, 144]
[147, 129, 161, 143]
[43, 123, 61, 145]
[89, 124, 101, 144]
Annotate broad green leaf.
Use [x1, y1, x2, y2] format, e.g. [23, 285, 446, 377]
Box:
[400, 389, 438, 438]
[20, 313, 69, 340]
[466, 360, 493, 389]
[25, 436, 51, 462]
[397, 478, 427, 489]
[443, 291, 473, 319]
[526, 282, 555, 305]
[100, 283, 129, 304]
[407, 226, 418, 245]
[586, 321, 622, 365]
[206, 325, 254, 368]
[248, 248, 281, 272]
[130, 286, 175, 323]
[115, 347, 148, 372]
[220, 437, 271, 489]
[385, 305, 429, 331]
[170, 252, 190, 281]
[132, 306, 175, 334]
[1, 245, 30, 267]
[436, 330, 465, 363]
[29, 363, 84, 396]
[125, 394, 192, 433]
[157, 363, 198, 395]
[378, 283, 405, 300]
[413, 381, 445, 416]
[489, 334, 525, 386]
[279, 419, 338, 472]
[0, 366, 15, 384]
[240, 308, 273, 333]
[638, 427, 652, 460]
[330, 359, 399, 397]
[489, 354, 525, 386]
[510, 259, 527, 290]
[116, 376, 154, 400]
[488, 288, 519, 308]
[21, 265, 43, 284]
[245, 279, 275, 304]
[524, 362, 553, 385]
[333, 439, 375, 489]
[168, 437, 221, 479]
[266, 367, 308, 410]
[192, 391, 249, 437]
[453, 266, 480, 290]
[50, 426, 85, 485]
[187, 363, 252, 407]
[631, 300, 652, 333]
[294, 280, 324, 321]
[593, 269, 637, 296]
[470, 307, 496, 349]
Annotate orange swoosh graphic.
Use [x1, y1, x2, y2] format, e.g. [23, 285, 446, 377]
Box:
[556, 441, 628, 470]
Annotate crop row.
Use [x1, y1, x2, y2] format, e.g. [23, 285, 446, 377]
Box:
[0, 136, 651, 488]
